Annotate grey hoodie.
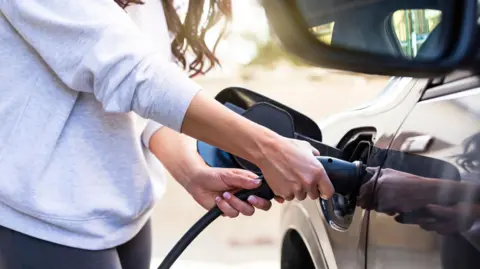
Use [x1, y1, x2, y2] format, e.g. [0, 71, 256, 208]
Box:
[0, 0, 200, 250]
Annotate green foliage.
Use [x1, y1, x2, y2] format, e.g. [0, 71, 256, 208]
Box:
[240, 33, 309, 69]
[247, 40, 306, 68]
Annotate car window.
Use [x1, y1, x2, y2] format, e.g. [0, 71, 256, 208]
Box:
[310, 21, 335, 45]
[390, 9, 442, 59]
[298, 0, 451, 60]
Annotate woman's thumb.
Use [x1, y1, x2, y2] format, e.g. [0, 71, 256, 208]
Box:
[223, 169, 261, 190]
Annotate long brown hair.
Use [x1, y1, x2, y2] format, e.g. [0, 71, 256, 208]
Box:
[115, 0, 232, 77]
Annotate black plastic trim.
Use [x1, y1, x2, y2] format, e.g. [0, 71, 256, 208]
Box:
[296, 133, 345, 159]
[337, 127, 378, 150]
[421, 75, 480, 100]
[443, 70, 478, 84]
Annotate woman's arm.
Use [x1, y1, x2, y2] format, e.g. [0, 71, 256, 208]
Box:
[1, 0, 334, 201]
[147, 126, 274, 217]
[147, 126, 207, 187]
[181, 91, 334, 201]
[1, 0, 199, 132]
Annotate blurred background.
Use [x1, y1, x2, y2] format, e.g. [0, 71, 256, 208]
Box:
[150, 0, 390, 268]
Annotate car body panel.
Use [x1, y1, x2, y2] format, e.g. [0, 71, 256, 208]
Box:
[281, 200, 330, 269]
[280, 77, 430, 269]
[367, 85, 480, 268]
[276, 1, 479, 267]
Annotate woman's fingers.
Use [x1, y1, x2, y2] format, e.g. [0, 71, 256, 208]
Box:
[219, 192, 275, 216]
[221, 192, 256, 216]
[215, 196, 239, 218]
[310, 145, 320, 156]
[294, 187, 308, 201]
[230, 168, 259, 180]
[247, 195, 272, 211]
[221, 191, 285, 214]
[316, 166, 335, 199]
[294, 139, 334, 199]
[308, 187, 320, 200]
[221, 169, 261, 190]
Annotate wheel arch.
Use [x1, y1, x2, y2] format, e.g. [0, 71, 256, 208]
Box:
[280, 202, 331, 269]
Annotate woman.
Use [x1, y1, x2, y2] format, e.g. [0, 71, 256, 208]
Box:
[0, 0, 334, 268]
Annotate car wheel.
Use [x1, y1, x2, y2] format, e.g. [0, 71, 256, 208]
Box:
[281, 229, 316, 269]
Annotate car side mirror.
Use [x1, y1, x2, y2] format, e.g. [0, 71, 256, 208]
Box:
[261, 0, 478, 78]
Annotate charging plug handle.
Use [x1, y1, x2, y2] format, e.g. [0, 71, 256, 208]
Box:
[235, 156, 366, 200]
[316, 156, 367, 196]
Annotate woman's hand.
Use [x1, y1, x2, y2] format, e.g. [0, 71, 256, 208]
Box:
[255, 137, 335, 201]
[148, 126, 283, 218]
[184, 167, 282, 218]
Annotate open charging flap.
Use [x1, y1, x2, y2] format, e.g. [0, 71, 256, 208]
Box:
[197, 87, 344, 173]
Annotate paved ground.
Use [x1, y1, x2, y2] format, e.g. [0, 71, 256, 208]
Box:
[149, 172, 284, 265]
[148, 64, 388, 267]
[150, 258, 279, 269]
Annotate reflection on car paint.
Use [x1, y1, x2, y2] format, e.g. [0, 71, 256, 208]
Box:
[366, 89, 480, 269]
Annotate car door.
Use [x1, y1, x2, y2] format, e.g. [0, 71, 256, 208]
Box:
[366, 72, 480, 269]
[300, 76, 428, 269]
[312, 7, 445, 269]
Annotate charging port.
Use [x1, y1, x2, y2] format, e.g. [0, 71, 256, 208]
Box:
[322, 129, 375, 231]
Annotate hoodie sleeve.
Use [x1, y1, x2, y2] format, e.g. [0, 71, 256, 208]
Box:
[141, 120, 164, 150]
[0, 0, 201, 132]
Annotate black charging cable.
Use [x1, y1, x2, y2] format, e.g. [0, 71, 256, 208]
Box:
[157, 177, 274, 269]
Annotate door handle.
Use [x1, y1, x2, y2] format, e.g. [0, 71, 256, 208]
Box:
[400, 135, 433, 153]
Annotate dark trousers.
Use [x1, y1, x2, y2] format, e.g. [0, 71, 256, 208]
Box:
[0, 220, 152, 269]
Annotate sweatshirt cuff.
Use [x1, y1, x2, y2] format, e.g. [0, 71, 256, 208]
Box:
[141, 120, 164, 150]
[148, 62, 202, 133]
